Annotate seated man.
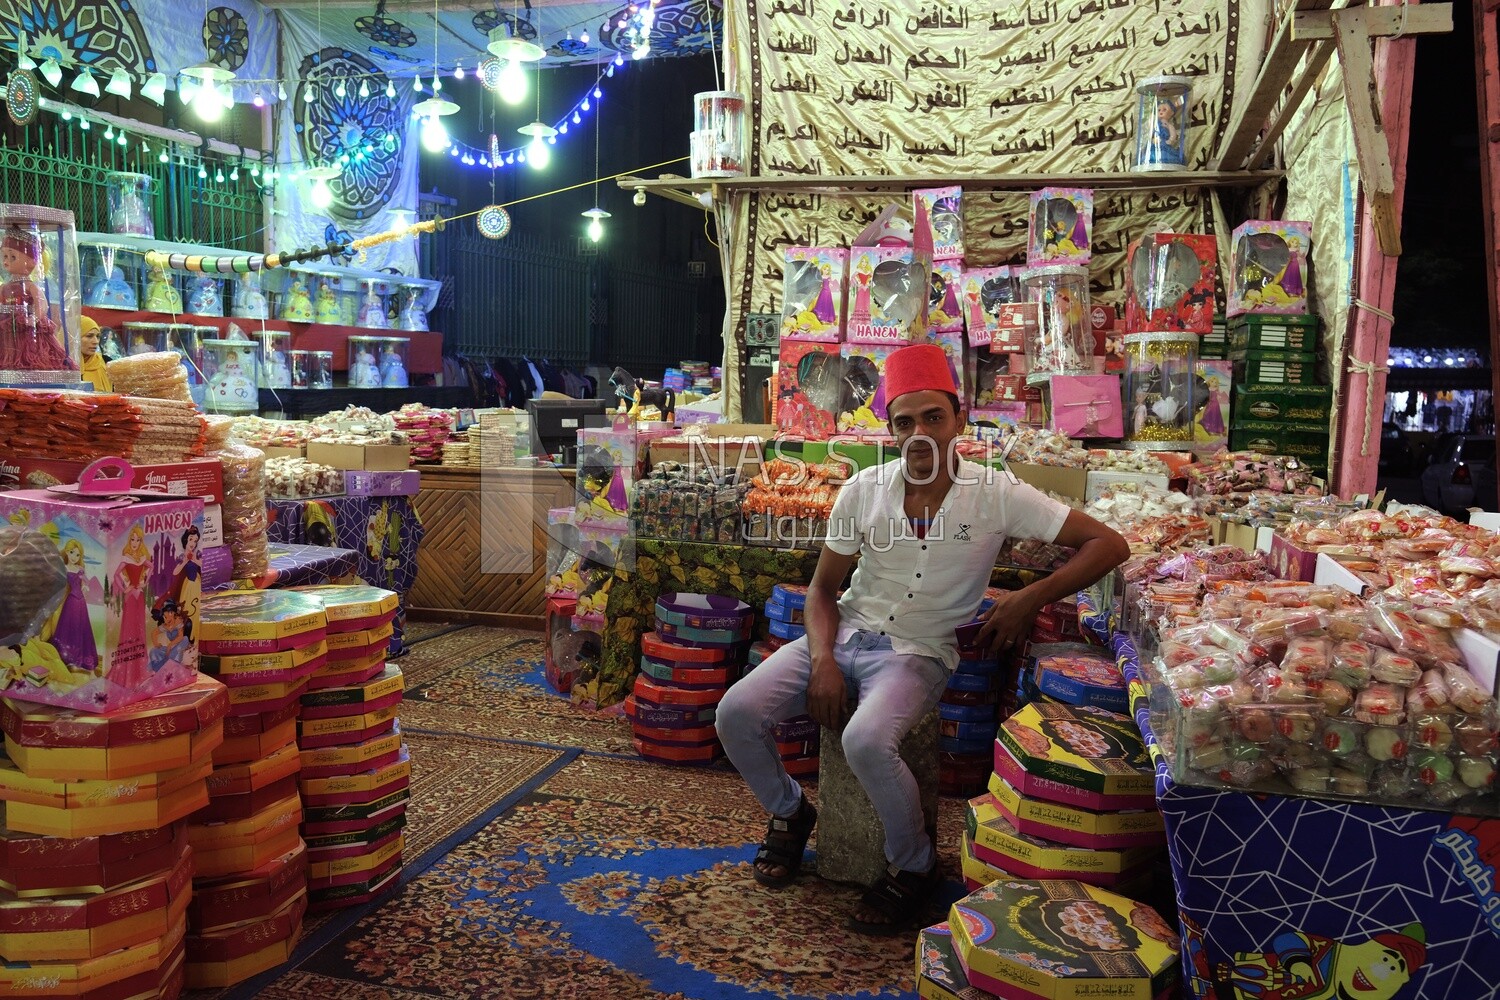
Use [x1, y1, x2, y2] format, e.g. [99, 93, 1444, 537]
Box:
[716, 343, 1130, 935]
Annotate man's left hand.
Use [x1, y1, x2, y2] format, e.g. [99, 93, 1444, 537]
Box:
[975, 588, 1041, 660]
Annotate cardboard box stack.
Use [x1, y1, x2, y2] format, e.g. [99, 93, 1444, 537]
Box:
[965, 703, 1164, 900]
[942, 588, 1008, 798]
[1225, 220, 1331, 475]
[289, 585, 405, 913]
[0, 676, 230, 997]
[193, 590, 322, 987]
[627, 594, 753, 766]
[756, 584, 819, 777]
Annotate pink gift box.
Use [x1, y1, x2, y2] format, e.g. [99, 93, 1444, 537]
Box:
[1048, 375, 1124, 439]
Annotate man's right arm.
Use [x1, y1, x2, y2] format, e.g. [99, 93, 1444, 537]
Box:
[803, 547, 856, 730]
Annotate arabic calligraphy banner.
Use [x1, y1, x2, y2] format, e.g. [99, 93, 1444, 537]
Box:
[723, 0, 1276, 416]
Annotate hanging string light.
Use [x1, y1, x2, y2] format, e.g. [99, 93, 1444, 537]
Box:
[581, 81, 608, 242]
[487, 0, 544, 106]
[412, 0, 459, 153]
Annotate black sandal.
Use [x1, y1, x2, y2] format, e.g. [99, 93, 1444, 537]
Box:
[752, 795, 817, 889]
[847, 862, 940, 936]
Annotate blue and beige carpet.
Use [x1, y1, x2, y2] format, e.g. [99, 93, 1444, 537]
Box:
[201, 625, 968, 1000]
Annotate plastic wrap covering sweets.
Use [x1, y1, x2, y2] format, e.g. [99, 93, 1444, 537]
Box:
[741, 459, 842, 549]
[391, 403, 455, 463]
[0, 387, 207, 463]
[633, 464, 752, 544]
[1148, 579, 1500, 816]
[265, 457, 346, 500]
[997, 491, 1083, 571]
[1087, 449, 1169, 474]
[232, 415, 311, 450]
[1086, 485, 1200, 540]
[104, 350, 193, 404]
[1002, 427, 1089, 468]
[213, 440, 269, 578]
[1181, 450, 1325, 514]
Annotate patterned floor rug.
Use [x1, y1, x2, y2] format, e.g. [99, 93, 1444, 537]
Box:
[198, 626, 973, 1000]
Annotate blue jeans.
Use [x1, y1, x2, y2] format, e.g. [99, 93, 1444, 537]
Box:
[715, 631, 949, 872]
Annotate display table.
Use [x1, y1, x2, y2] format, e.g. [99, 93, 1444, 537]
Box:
[253, 542, 360, 589]
[1087, 596, 1500, 999]
[406, 466, 576, 629]
[266, 495, 424, 654]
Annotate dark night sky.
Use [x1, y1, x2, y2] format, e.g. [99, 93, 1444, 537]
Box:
[1394, 0, 1489, 352]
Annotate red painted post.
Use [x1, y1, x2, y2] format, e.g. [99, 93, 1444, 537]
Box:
[1476, 1, 1500, 481]
[1336, 4, 1420, 497]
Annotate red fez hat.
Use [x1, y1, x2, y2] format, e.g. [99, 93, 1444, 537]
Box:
[1373, 924, 1426, 972]
[884, 343, 958, 403]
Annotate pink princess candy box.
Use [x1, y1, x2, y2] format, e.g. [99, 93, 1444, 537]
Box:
[1028, 187, 1094, 266]
[928, 260, 965, 335]
[1228, 219, 1311, 317]
[913, 186, 964, 261]
[1048, 374, 1124, 439]
[846, 202, 932, 345]
[0, 457, 205, 712]
[779, 247, 848, 343]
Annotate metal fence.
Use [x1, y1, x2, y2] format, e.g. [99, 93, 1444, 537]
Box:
[440, 231, 701, 369]
[0, 119, 262, 249]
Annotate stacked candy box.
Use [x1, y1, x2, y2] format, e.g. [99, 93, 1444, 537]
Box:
[915, 922, 987, 1000]
[1031, 643, 1128, 715]
[286, 586, 405, 912]
[940, 662, 1002, 798]
[964, 794, 1157, 894]
[946, 878, 1181, 1000]
[391, 403, 455, 464]
[1153, 582, 1500, 813]
[985, 702, 1166, 852]
[629, 593, 754, 766]
[762, 582, 808, 643]
[193, 591, 318, 984]
[0, 675, 227, 997]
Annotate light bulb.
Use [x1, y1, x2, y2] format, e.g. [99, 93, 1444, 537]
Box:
[214, 169, 224, 182]
[606, 64, 614, 78]
[278, 82, 287, 101]
[431, 74, 441, 92]
[229, 166, 239, 180]
[581, 98, 589, 111]
[105, 67, 132, 99]
[454, 63, 465, 80]
[359, 79, 369, 98]
[587, 217, 603, 242]
[505, 153, 514, 165]
[193, 81, 225, 122]
[385, 80, 395, 98]
[335, 79, 347, 99]
[559, 123, 568, 134]
[60, 110, 71, 121]
[498, 59, 526, 105]
[310, 176, 333, 210]
[572, 111, 581, 124]
[103, 124, 114, 139]
[413, 76, 423, 93]
[546, 134, 556, 144]
[252, 92, 265, 107]
[594, 87, 602, 99]
[78, 118, 89, 130]
[383, 133, 396, 152]
[527, 135, 549, 169]
[303, 83, 316, 101]
[580, 30, 589, 44]
[197, 164, 207, 179]
[449, 147, 459, 157]
[116, 131, 126, 146]
[221, 86, 234, 111]
[158, 149, 169, 163]
[420, 114, 449, 153]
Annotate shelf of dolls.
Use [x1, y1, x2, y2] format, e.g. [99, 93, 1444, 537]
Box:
[83, 308, 443, 374]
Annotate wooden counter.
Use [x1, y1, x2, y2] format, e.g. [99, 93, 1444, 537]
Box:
[407, 465, 576, 628]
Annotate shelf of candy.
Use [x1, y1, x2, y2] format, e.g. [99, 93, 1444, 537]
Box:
[633, 465, 752, 543]
[630, 620, 746, 766]
[1146, 579, 1500, 815]
[265, 457, 345, 501]
[742, 458, 842, 549]
[391, 403, 455, 464]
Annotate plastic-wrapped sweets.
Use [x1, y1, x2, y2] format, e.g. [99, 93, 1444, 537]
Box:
[265, 457, 345, 500]
[213, 440, 269, 579]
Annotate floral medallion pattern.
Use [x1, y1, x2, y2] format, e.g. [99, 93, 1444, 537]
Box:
[293, 47, 403, 222]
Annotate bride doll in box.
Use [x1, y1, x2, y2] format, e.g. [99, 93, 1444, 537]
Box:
[1, 226, 73, 371]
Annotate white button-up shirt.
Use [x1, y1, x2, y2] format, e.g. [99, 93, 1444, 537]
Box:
[824, 458, 1071, 671]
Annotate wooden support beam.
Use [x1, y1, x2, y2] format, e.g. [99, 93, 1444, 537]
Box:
[615, 176, 709, 211]
[1245, 42, 1338, 169]
[617, 170, 1284, 198]
[1474, 0, 1500, 480]
[1293, 4, 1453, 40]
[1215, 0, 1335, 171]
[1334, 10, 1402, 255]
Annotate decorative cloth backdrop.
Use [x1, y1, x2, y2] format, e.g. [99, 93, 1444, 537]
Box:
[274, 15, 420, 274]
[0, 0, 277, 101]
[721, 0, 1278, 416]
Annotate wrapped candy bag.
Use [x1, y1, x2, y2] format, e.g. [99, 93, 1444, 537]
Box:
[1330, 640, 1374, 688]
[1370, 649, 1421, 686]
[1353, 683, 1406, 726]
[1282, 637, 1332, 680]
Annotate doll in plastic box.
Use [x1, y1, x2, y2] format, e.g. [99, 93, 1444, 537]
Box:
[186, 276, 221, 316]
[266, 348, 292, 388]
[358, 284, 387, 328]
[350, 343, 381, 388]
[281, 276, 314, 321]
[1198, 374, 1226, 437]
[313, 278, 341, 325]
[398, 286, 428, 332]
[379, 341, 408, 388]
[1, 226, 72, 371]
[210, 348, 256, 406]
[231, 271, 268, 319]
[85, 263, 137, 310]
[143, 258, 183, 313]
